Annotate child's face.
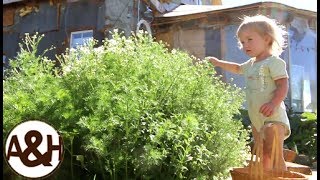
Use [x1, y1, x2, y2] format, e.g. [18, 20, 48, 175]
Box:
[238, 29, 271, 60]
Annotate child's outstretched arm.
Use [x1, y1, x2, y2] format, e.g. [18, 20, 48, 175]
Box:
[259, 78, 289, 117]
[206, 56, 241, 74]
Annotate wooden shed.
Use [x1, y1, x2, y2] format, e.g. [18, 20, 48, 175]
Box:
[150, 1, 317, 112]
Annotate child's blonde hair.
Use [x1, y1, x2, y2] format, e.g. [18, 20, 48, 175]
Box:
[236, 15, 287, 56]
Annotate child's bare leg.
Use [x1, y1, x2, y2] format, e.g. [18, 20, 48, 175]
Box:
[262, 123, 287, 171]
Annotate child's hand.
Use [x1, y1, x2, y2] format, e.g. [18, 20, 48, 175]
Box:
[259, 102, 276, 117]
[206, 56, 220, 66]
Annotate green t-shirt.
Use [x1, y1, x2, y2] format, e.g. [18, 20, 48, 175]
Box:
[240, 55, 291, 139]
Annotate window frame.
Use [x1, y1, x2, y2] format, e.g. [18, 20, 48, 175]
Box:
[70, 30, 94, 49]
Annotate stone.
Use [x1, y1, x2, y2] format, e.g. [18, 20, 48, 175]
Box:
[294, 154, 311, 166]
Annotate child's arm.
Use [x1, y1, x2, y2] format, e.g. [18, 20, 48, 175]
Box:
[259, 78, 289, 117]
[207, 56, 241, 74]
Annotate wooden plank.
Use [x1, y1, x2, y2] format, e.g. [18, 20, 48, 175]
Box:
[173, 29, 205, 59]
[286, 161, 312, 175]
[155, 31, 174, 49]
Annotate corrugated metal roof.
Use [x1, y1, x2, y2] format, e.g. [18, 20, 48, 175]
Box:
[3, 0, 23, 4]
[222, 0, 317, 13]
[155, 2, 316, 18]
[154, 0, 316, 12]
[155, 5, 227, 18]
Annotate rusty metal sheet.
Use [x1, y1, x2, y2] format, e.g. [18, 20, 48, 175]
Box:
[12, 2, 59, 33]
[3, 32, 20, 59]
[62, 1, 104, 30]
[3, 7, 15, 26]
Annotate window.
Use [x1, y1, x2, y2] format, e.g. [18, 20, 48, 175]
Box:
[70, 30, 93, 49]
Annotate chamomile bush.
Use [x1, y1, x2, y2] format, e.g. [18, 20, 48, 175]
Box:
[3, 30, 250, 179]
